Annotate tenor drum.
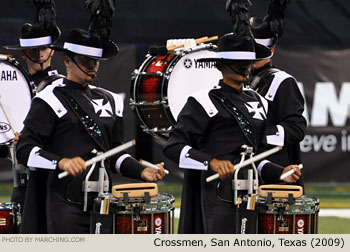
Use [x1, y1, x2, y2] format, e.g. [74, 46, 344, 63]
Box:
[0, 56, 34, 144]
[257, 195, 319, 234]
[0, 202, 21, 234]
[112, 192, 175, 234]
[130, 44, 222, 138]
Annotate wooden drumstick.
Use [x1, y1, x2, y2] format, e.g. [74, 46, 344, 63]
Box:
[166, 36, 209, 51]
[203, 35, 219, 43]
[206, 146, 282, 183]
[0, 94, 17, 135]
[140, 159, 169, 175]
[58, 140, 136, 179]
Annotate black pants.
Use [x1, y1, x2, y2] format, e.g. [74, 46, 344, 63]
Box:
[46, 199, 90, 234]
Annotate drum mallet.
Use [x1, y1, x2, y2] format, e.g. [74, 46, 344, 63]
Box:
[206, 146, 282, 183]
[280, 164, 303, 180]
[140, 159, 169, 175]
[166, 36, 208, 51]
[0, 95, 17, 135]
[58, 140, 136, 179]
[167, 36, 219, 51]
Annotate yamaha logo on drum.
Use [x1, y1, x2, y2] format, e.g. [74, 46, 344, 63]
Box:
[183, 58, 217, 69]
[183, 58, 193, 69]
[194, 59, 216, 69]
[0, 70, 18, 81]
[297, 219, 305, 234]
[0, 122, 11, 133]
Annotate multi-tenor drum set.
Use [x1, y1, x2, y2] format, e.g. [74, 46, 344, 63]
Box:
[0, 38, 320, 234]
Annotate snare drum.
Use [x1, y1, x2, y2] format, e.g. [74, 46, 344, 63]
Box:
[130, 44, 222, 138]
[0, 56, 34, 145]
[257, 195, 319, 234]
[111, 192, 175, 234]
[0, 202, 21, 234]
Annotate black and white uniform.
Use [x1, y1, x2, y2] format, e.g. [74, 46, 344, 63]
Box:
[16, 77, 145, 234]
[251, 62, 306, 187]
[163, 80, 286, 234]
[10, 67, 60, 216]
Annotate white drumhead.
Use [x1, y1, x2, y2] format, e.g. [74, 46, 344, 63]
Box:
[167, 49, 222, 121]
[0, 59, 33, 144]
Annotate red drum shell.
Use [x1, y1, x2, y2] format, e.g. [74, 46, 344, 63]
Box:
[0, 202, 20, 234]
[113, 192, 175, 234]
[257, 195, 319, 234]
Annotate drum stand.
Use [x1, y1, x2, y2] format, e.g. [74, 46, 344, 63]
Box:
[231, 145, 260, 234]
[232, 145, 259, 208]
[9, 144, 28, 189]
[82, 152, 109, 212]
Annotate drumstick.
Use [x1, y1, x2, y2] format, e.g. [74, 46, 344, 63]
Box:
[206, 146, 282, 183]
[166, 36, 209, 51]
[202, 35, 219, 43]
[140, 159, 169, 175]
[58, 140, 136, 179]
[280, 164, 303, 180]
[0, 94, 17, 135]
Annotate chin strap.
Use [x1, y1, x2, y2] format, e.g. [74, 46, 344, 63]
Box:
[224, 62, 251, 84]
[69, 55, 97, 81]
[22, 50, 54, 71]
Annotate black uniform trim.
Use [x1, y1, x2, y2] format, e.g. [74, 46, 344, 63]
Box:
[260, 159, 284, 183]
[119, 157, 145, 179]
[187, 148, 212, 166]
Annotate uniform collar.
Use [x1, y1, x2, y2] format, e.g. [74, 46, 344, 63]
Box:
[31, 66, 53, 83]
[64, 78, 89, 90]
[252, 61, 273, 76]
[219, 79, 243, 94]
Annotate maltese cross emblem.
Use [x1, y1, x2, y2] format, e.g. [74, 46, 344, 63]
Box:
[245, 102, 266, 120]
[91, 99, 113, 117]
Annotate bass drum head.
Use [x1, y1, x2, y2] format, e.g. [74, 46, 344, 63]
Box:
[166, 48, 222, 121]
[0, 57, 33, 144]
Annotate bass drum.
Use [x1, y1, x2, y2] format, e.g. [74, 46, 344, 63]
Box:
[0, 56, 34, 145]
[130, 44, 222, 139]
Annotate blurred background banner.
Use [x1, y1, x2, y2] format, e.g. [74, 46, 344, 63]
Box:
[1, 0, 350, 183]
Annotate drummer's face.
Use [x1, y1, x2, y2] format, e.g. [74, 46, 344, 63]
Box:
[22, 47, 53, 64]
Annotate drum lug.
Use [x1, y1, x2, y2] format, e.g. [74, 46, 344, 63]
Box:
[277, 208, 285, 221]
[133, 206, 141, 221]
[129, 100, 164, 106]
[143, 127, 172, 134]
[131, 70, 140, 79]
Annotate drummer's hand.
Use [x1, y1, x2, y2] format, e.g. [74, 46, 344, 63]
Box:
[281, 165, 301, 183]
[141, 162, 165, 181]
[13, 132, 20, 145]
[58, 157, 86, 176]
[210, 158, 235, 180]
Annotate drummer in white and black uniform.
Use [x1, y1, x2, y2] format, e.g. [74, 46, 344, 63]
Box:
[163, 32, 302, 234]
[3, 1, 62, 89]
[249, 16, 306, 188]
[16, 28, 165, 234]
